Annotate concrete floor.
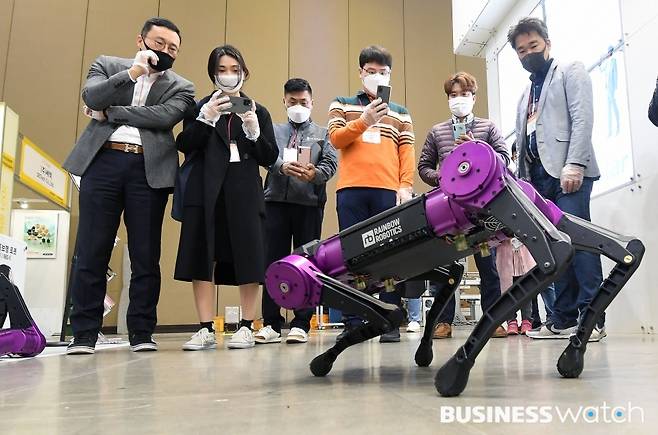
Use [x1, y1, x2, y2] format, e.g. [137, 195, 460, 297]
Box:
[1, 327, 657, 435]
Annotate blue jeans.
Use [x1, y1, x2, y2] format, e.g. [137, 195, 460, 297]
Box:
[334, 188, 400, 325]
[405, 298, 422, 322]
[529, 162, 604, 328]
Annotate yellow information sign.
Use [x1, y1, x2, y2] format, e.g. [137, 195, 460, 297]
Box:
[18, 136, 70, 209]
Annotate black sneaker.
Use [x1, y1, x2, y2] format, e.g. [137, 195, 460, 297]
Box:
[67, 333, 98, 355]
[379, 328, 401, 343]
[129, 334, 158, 352]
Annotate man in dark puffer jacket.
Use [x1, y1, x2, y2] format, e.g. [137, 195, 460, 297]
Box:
[418, 71, 510, 339]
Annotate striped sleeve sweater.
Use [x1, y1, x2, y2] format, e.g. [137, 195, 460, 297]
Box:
[327, 91, 415, 192]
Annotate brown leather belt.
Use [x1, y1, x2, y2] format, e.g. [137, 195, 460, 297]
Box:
[103, 142, 143, 154]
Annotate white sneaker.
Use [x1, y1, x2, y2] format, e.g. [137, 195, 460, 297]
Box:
[227, 326, 255, 349]
[406, 321, 421, 333]
[254, 325, 281, 344]
[182, 328, 217, 351]
[285, 327, 308, 344]
[526, 323, 577, 339]
[588, 325, 607, 342]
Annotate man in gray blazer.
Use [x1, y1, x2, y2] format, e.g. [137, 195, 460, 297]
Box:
[508, 18, 605, 341]
[63, 17, 195, 354]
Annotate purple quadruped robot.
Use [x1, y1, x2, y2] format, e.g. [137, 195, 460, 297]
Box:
[0, 265, 47, 358]
[265, 141, 644, 397]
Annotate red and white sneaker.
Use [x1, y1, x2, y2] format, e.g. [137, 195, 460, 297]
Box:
[507, 319, 519, 335]
[520, 319, 533, 335]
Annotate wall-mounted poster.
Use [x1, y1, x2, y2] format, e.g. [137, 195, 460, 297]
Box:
[23, 213, 58, 258]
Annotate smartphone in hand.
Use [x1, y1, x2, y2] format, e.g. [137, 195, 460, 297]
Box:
[298, 146, 311, 166]
[226, 96, 252, 114]
[452, 122, 467, 141]
[376, 85, 391, 105]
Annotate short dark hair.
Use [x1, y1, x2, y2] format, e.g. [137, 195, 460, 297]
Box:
[359, 45, 392, 69]
[507, 17, 549, 50]
[141, 17, 181, 44]
[207, 44, 250, 84]
[284, 78, 312, 96]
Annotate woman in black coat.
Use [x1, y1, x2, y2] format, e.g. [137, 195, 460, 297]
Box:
[174, 45, 278, 350]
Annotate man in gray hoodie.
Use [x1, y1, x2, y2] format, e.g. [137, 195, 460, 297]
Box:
[256, 78, 337, 344]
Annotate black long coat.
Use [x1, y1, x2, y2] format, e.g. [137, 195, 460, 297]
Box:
[174, 93, 278, 285]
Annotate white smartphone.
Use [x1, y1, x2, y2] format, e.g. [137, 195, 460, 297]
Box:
[453, 122, 467, 140]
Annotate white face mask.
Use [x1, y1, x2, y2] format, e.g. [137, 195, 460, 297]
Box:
[287, 104, 312, 124]
[449, 96, 475, 118]
[362, 73, 390, 95]
[215, 72, 244, 93]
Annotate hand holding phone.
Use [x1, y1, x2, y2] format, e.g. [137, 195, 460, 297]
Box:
[298, 146, 311, 166]
[377, 85, 391, 105]
[362, 97, 389, 127]
[452, 122, 467, 141]
[226, 96, 253, 114]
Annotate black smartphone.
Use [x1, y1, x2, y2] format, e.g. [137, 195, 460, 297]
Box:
[376, 85, 391, 105]
[226, 96, 253, 114]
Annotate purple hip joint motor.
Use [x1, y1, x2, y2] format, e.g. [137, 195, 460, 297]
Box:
[265, 140, 644, 397]
[0, 264, 47, 358]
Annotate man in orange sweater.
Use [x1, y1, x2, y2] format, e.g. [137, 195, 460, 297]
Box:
[328, 45, 415, 342]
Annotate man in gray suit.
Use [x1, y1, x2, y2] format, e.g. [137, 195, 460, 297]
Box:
[63, 17, 195, 354]
[508, 18, 605, 341]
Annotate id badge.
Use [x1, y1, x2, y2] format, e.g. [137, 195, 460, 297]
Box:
[229, 140, 241, 163]
[526, 113, 537, 136]
[283, 147, 297, 163]
[362, 127, 381, 144]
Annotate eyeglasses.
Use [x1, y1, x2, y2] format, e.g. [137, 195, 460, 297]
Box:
[144, 36, 179, 56]
[362, 67, 391, 76]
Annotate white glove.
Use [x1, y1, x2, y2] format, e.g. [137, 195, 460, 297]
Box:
[197, 91, 231, 126]
[560, 164, 585, 193]
[82, 105, 106, 122]
[238, 100, 260, 141]
[131, 50, 159, 76]
[396, 186, 414, 205]
[360, 97, 388, 127]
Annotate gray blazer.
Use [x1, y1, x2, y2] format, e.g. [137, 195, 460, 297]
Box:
[515, 59, 600, 180]
[63, 56, 195, 189]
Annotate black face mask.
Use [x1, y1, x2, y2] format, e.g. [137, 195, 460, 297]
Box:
[521, 50, 548, 74]
[143, 41, 175, 72]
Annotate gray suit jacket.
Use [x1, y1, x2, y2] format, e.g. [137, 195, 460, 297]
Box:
[515, 59, 600, 180]
[63, 56, 195, 189]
